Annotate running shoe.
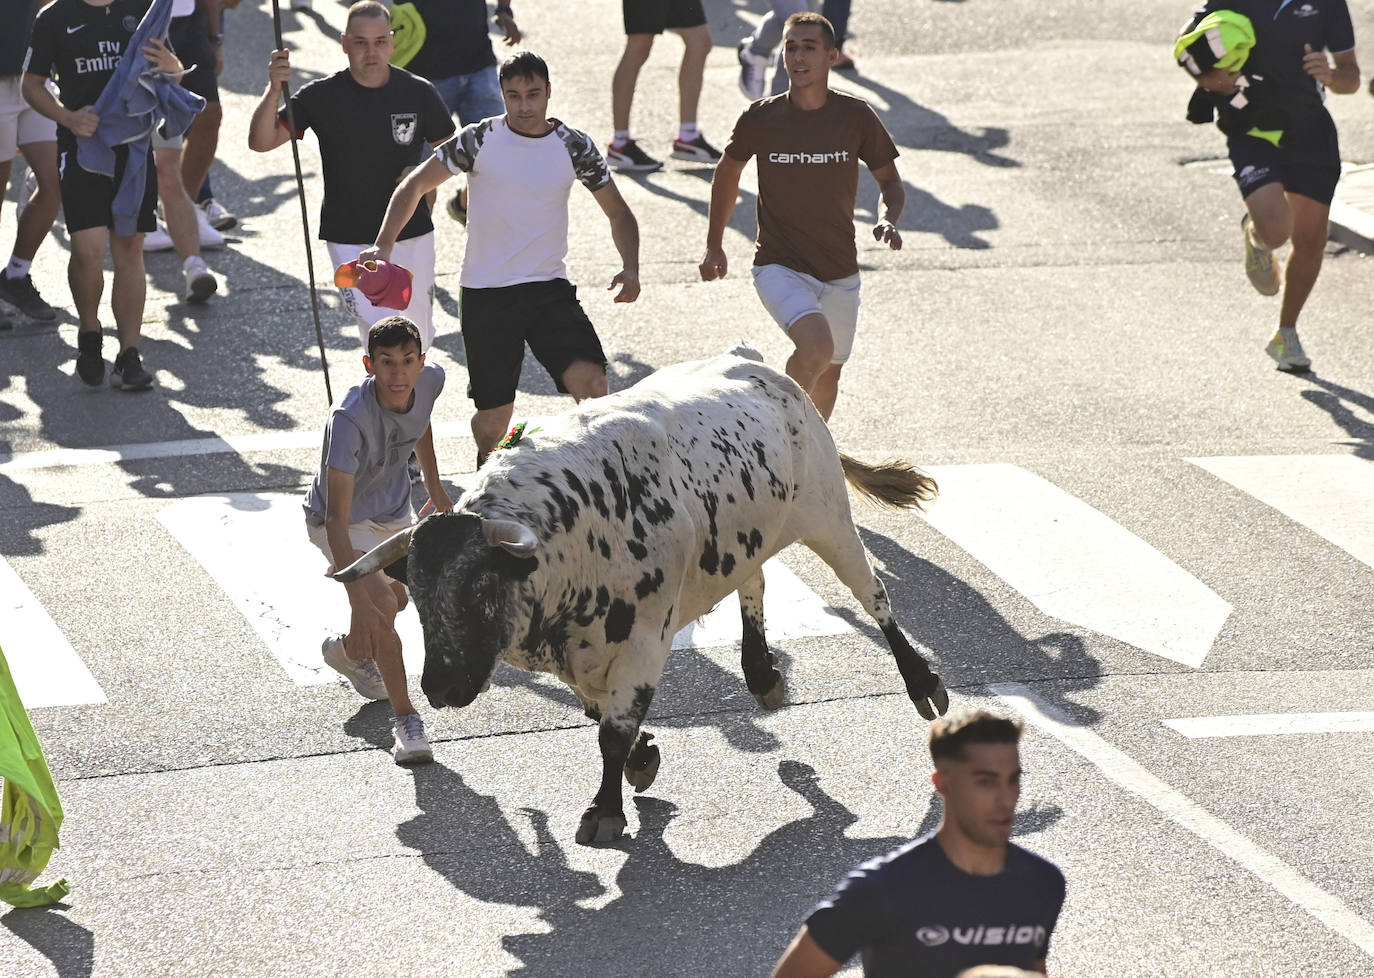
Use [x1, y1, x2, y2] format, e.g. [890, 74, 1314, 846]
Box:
[196, 207, 225, 249]
[76, 331, 104, 386]
[1265, 327, 1311, 373]
[392, 713, 434, 766]
[110, 346, 154, 391]
[0, 271, 57, 321]
[183, 256, 218, 304]
[1242, 214, 1279, 297]
[199, 197, 237, 231]
[670, 134, 722, 163]
[321, 635, 388, 700]
[606, 138, 663, 173]
[737, 39, 769, 100]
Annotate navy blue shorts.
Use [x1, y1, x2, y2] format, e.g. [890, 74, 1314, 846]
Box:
[1227, 109, 1341, 205]
[623, 0, 707, 35]
[459, 279, 607, 410]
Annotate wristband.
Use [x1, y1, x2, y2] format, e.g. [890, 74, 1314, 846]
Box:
[494, 5, 513, 15]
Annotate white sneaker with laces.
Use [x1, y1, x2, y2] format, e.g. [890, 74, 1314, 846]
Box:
[142, 224, 175, 252]
[392, 714, 433, 766]
[1242, 214, 1279, 296]
[196, 207, 225, 249]
[200, 198, 237, 231]
[183, 256, 218, 304]
[321, 635, 388, 700]
[737, 39, 769, 100]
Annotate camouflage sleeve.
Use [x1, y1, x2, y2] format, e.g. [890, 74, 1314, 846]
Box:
[557, 124, 612, 192]
[435, 120, 491, 175]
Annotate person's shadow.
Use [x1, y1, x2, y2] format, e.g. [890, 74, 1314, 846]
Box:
[1296, 375, 1374, 460]
[2, 906, 96, 978]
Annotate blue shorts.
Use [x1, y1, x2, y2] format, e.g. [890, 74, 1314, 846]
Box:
[430, 68, 504, 128]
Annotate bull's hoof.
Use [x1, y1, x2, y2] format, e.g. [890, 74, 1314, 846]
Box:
[624, 732, 661, 793]
[575, 805, 627, 845]
[912, 674, 950, 720]
[752, 670, 786, 711]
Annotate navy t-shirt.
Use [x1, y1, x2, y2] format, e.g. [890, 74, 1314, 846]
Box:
[805, 835, 1066, 978]
[403, 0, 496, 82]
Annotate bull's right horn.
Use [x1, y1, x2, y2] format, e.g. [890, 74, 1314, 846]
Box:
[333, 525, 417, 582]
[481, 518, 538, 556]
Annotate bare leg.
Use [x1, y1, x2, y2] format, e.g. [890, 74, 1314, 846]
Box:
[561, 359, 610, 402]
[181, 102, 222, 201]
[156, 146, 201, 262]
[612, 35, 654, 133]
[68, 227, 108, 333]
[473, 402, 516, 462]
[107, 232, 147, 352]
[674, 25, 711, 126]
[1279, 192, 1329, 331]
[784, 312, 834, 399]
[810, 363, 842, 421]
[13, 141, 61, 261]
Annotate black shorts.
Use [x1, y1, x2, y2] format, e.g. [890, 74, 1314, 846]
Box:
[1227, 109, 1341, 205]
[58, 134, 158, 235]
[169, 7, 220, 103]
[460, 279, 607, 410]
[623, 0, 706, 35]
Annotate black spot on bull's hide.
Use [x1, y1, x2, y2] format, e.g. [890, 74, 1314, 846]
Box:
[535, 474, 581, 531]
[627, 539, 648, 560]
[697, 489, 721, 575]
[605, 599, 636, 643]
[635, 568, 665, 599]
[721, 553, 736, 577]
[737, 528, 764, 559]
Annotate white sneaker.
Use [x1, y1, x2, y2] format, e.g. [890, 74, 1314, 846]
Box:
[199, 197, 237, 231]
[196, 207, 225, 249]
[321, 635, 388, 700]
[737, 39, 769, 100]
[1242, 214, 1279, 296]
[183, 256, 218, 304]
[1265, 327, 1311, 373]
[142, 224, 175, 252]
[392, 714, 433, 766]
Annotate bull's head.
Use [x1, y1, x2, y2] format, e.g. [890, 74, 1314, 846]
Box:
[335, 512, 539, 710]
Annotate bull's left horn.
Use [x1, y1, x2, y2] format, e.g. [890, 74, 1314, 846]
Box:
[333, 526, 417, 582]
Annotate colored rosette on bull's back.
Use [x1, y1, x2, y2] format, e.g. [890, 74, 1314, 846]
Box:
[333, 259, 415, 310]
[0, 645, 69, 908]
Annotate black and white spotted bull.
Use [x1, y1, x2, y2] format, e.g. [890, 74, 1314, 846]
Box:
[336, 349, 950, 844]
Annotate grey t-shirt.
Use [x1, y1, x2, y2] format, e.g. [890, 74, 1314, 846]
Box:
[304, 363, 445, 524]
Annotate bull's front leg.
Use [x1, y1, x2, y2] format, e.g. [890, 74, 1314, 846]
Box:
[575, 645, 666, 845]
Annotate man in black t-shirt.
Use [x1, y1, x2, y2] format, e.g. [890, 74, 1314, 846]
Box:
[23, 0, 184, 390]
[771, 709, 1066, 978]
[1178, 0, 1361, 374]
[248, 0, 454, 351]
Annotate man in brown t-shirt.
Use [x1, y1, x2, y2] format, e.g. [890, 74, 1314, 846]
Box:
[699, 11, 904, 420]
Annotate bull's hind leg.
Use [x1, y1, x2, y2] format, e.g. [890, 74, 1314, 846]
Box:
[738, 571, 785, 709]
[802, 527, 950, 720]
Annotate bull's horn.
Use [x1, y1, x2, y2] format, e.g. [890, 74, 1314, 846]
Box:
[333, 525, 417, 582]
[481, 518, 538, 556]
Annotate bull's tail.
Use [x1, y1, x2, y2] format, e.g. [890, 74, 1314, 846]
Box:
[840, 453, 938, 511]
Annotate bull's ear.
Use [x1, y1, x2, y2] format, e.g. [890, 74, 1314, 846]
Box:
[481, 518, 539, 557]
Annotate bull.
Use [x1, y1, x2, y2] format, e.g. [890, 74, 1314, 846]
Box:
[337, 350, 949, 844]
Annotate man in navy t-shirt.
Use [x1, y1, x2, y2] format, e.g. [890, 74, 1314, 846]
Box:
[771, 709, 1066, 978]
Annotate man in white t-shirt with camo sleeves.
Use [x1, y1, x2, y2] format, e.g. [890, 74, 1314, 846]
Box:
[363, 50, 642, 469]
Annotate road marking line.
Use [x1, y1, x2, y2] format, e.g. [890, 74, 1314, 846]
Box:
[1189, 455, 1374, 570]
[1164, 712, 1374, 738]
[993, 683, 1374, 959]
[0, 558, 106, 708]
[922, 464, 1230, 667]
[158, 492, 853, 685]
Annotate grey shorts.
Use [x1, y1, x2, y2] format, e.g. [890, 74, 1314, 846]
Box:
[751, 263, 862, 364]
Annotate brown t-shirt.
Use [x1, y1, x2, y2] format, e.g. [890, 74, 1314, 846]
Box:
[724, 90, 899, 282]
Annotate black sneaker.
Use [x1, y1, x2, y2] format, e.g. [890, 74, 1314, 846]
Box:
[0, 271, 57, 321]
[670, 134, 722, 163]
[76, 331, 104, 386]
[110, 346, 154, 391]
[606, 138, 663, 173]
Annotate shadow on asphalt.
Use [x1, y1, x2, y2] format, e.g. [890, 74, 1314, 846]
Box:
[2, 904, 95, 978]
[856, 527, 1104, 725]
[1297, 374, 1374, 460]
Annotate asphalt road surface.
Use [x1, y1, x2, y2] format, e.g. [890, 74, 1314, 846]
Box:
[2, 0, 1373, 975]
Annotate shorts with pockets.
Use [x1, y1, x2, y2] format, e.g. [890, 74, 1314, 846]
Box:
[751, 263, 862, 364]
[459, 278, 607, 410]
[58, 134, 158, 235]
[0, 77, 57, 160]
[306, 513, 412, 583]
[622, 0, 707, 35]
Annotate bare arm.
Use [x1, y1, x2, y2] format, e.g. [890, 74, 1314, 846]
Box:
[1306, 46, 1361, 95]
[699, 151, 747, 280]
[247, 48, 293, 152]
[770, 927, 843, 978]
[592, 179, 641, 302]
[360, 153, 453, 262]
[414, 425, 453, 516]
[868, 160, 904, 251]
[22, 73, 97, 136]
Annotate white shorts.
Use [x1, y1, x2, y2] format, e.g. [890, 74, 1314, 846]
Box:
[0, 76, 57, 161]
[306, 513, 414, 573]
[327, 232, 436, 352]
[751, 263, 862, 364]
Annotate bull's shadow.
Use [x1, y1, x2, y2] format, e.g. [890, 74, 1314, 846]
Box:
[2, 906, 95, 978]
[855, 527, 1104, 725]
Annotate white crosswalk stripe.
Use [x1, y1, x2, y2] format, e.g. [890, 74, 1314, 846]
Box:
[0, 557, 106, 708]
